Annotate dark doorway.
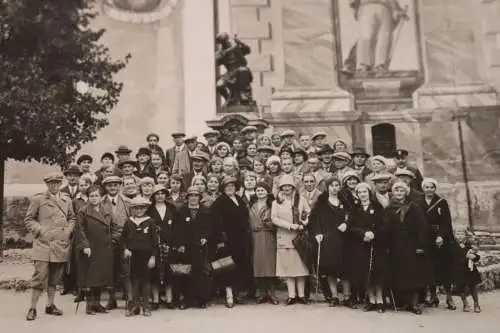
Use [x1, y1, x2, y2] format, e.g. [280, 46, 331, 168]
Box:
[372, 123, 396, 158]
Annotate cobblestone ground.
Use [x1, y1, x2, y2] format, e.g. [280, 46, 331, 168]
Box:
[1, 291, 500, 333]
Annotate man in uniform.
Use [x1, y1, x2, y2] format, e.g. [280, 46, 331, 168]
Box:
[391, 148, 423, 191]
[25, 172, 76, 321]
[349, 0, 406, 74]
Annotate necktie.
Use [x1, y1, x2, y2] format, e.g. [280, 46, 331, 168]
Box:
[111, 198, 116, 206]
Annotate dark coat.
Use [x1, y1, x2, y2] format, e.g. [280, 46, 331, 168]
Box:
[167, 192, 187, 210]
[416, 195, 456, 285]
[385, 199, 434, 290]
[308, 193, 349, 278]
[134, 163, 155, 179]
[74, 204, 120, 288]
[211, 194, 253, 290]
[452, 244, 481, 286]
[147, 202, 177, 284]
[339, 188, 359, 211]
[171, 205, 213, 301]
[346, 201, 390, 287]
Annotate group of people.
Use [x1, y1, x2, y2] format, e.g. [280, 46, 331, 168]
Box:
[23, 127, 483, 321]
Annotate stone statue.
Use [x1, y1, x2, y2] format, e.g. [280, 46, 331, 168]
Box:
[215, 32, 255, 107]
[342, 0, 409, 76]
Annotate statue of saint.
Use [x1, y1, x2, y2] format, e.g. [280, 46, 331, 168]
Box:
[215, 33, 256, 107]
[343, 0, 408, 76]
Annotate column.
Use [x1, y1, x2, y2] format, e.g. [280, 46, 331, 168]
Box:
[182, 0, 217, 136]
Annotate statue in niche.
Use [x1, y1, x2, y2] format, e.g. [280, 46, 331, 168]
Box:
[219, 119, 246, 144]
[215, 33, 256, 108]
[341, 0, 410, 77]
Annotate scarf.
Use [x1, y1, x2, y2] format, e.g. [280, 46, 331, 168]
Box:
[388, 198, 411, 223]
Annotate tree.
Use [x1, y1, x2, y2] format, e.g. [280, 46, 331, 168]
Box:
[0, 0, 130, 255]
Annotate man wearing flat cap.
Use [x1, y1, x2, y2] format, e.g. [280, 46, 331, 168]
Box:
[25, 172, 76, 321]
[391, 149, 423, 191]
[186, 151, 210, 188]
[371, 172, 394, 208]
[395, 169, 424, 203]
[101, 176, 132, 309]
[241, 125, 258, 145]
[166, 132, 187, 171]
[332, 151, 355, 182]
[203, 130, 220, 156]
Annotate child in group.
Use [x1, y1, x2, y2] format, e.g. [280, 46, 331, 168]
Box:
[454, 238, 482, 313]
[121, 196, 159, 317]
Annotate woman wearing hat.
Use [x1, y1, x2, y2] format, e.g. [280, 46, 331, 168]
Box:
[417, 178, 457, 310]
[308, 177, 354, 308]
[146, 185, 177, 310]
[74, 185, 120, 315]
[139, 177, 155, 201]
[339, 171, 361, 211]
[385, 181, 434, 315]
[346, 183, 389, 313]
[292, 149, 309, 178]
[253, 158, 273, 188]
[121, 196, 159, 317]
[271, 174, 310, 305]
[203, 173, 221, 208]
[211, 177, 254, 308]
[171, 186, 213, 309]
[167, 174, 186, 210]
[156, 170, 170, 189]
[134, 147, 155, 179]
[77, 154, 98, 184]
[266, 156, 282, 188]
[249, 182, 279, 305]
[95, 152, 115, 185]
[232, 136, 247, 161]
[214, 142, 232, 159]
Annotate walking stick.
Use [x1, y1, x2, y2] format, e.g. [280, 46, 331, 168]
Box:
[314, 239, 322, 301]
[389, 288, 398, 312]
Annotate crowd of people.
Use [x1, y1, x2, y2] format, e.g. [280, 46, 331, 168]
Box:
[23, 127, 483, 321]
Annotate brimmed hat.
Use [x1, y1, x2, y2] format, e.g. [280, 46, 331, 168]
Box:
[102, 176, 122, 186]
[136, 147, 152, 158]
[129, 196, 151, 208]
[215, 141, 231, 152]
[293, 148, 308, 159]
[371, 173, 393, 182]
[392, 181, 410, 193]
[43, 172, 64, 183]
[333, 151, 352, 162]
[257, 145, 275, 154]
[355, 182, 372, 193]
[153, 184, 168, 195]
[266, 156, 281, 169]
[421, 178, 438, 190]
[221, 176, 238, 188]
[241, 126, 257, 134]
[115, 145, 132, 154]
[393, 149, 409, 158]
[369, 155, 387, 166]
[351, 147, 370, 158]
[139, 177, 155, 186]
[280, 129, 296, 138]
[395, 169, 416, 179]
[184, 135, 197, 143]
[279, 146, 294, 155]
[255, 181, 271, 193]
[279, 174, 296, 189]
[312, 132, 327, 140]
[77, 154, 93, 165]
[186, 186, 201, 197]
[146, 133, 159, 141]
[171, 132, 185, 138]
[118, 157, 138, 168]
[191, 151, 210, 162]
[63, 164, 83, 176]
[100, 152, 115, 162]
[342, 170, 361, 184]
[318, 144, 334, 155]
[203, 130, 220, 138]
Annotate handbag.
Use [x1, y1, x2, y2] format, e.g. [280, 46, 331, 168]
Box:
[169, 263, 192, 276]
[210, 256, 236, 274]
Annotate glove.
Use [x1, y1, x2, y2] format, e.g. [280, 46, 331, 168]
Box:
[436, 236, 444, 247]
[337, 223, 347, 233]
[124, 249, 132, 258]
[147, 256, 156, 269]
[83, 248, 91, 257]
[363, 231, 374, 243]
[315, 234, 324, 243]
[200, 238, 208, 246]
[178, 246, 186, 253]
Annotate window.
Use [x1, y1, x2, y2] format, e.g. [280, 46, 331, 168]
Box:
[372, 123, 396, 158]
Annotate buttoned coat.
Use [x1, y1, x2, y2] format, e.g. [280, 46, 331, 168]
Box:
[24, 191, 76, 263]
[101, 194, 130, 229]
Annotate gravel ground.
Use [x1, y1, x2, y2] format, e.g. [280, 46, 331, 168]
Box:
[1, 290, 500, 333]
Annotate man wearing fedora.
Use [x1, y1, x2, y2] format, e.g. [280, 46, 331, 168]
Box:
[351, 147, 371, 180]
[113, 145, 133, 177]
[101, 176, 132, 310]
[60, 164, 83, 200]
[25, 172, 76, 321]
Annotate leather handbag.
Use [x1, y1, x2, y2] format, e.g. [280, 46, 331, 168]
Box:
[169, 263, 192, 276]
[210, 256, 236, 274]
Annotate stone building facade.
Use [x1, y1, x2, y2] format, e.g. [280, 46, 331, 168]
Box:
[5, 0, 500, 229]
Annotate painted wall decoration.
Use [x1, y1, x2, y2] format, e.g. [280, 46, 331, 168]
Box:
[102, 0, 179, 22]
[336, 0, 422, 77]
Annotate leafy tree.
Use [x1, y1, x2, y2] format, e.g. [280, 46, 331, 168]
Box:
[0, 0, 130, 255]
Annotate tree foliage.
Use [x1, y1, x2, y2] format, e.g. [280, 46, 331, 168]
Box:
[0, 0, 130, 167]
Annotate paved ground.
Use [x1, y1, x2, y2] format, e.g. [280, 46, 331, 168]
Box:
[1, 291, 500, 333]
